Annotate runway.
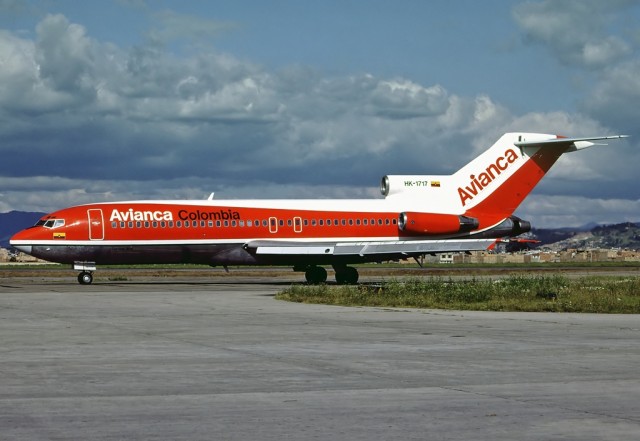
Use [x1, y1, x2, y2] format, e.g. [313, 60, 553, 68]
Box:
[1, 278, 639, 440]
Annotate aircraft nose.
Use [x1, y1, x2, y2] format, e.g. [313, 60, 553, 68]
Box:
[10, 229, 34, 255]
[12, 244, 32, 254]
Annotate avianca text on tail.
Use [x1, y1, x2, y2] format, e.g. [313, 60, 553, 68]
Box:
[10, 132, 627, 285]
[458, 148, 519, 206]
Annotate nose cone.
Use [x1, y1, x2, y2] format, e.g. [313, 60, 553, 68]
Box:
[12, 244, 32, 254]
[10, 229, 34, 256]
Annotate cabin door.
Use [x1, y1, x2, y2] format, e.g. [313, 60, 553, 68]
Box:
[268, 216, 278, 234]
[87, 209, 105, 240]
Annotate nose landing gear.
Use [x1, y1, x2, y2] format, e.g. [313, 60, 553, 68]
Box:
[77, 271, 94, 285]
[74, 262, 96, 285]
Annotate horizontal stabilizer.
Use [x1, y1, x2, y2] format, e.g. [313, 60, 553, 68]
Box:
[515, 135, 628, 151]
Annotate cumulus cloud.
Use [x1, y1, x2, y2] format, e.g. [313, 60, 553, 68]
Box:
[0, 8, 638, 228]
[513, 0, 634, 68]
[581, 60, 640, 130]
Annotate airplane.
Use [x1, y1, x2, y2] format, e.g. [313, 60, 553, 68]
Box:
[10, 132, 627, 285]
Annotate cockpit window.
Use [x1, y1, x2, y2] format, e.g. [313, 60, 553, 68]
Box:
[40, 218, 65, 228]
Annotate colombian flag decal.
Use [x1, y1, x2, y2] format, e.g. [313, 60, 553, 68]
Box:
[431, 181, 441, 187]
[53, 232, 66, 239]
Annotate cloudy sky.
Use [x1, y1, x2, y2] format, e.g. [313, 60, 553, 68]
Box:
[0, 0, 639, 228]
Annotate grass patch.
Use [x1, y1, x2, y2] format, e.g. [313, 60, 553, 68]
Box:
[276, 275, 640, 313]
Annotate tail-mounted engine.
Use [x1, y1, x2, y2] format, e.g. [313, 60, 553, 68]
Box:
[472, 216, 532, 238]
[398, 212, 479, 235]
[381, 175, 444, 197]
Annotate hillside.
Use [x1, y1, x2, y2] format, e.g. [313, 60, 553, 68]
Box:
[0, 211, 45, 249]
[531, 222, 640, 250]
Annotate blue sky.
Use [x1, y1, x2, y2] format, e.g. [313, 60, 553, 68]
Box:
[0, 0, 639, 227]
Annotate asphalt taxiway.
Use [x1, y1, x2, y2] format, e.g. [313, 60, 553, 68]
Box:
[1, 278, 639, 440]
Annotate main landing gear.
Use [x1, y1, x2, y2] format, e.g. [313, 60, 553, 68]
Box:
[304, 266, 327, 284]
[302, 265, 359, 285]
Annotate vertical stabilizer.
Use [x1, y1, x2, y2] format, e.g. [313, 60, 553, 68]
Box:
[452, 133, 563, 217]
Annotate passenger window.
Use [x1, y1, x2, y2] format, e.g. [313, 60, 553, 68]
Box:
[112, 221, 118, 228]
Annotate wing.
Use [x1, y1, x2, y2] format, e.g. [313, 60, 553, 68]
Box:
[244, 238, 496, 258]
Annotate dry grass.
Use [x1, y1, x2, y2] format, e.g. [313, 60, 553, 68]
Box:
[277, 275, 640, 313]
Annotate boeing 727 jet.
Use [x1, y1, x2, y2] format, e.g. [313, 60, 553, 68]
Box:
[11, 132, 627, 284]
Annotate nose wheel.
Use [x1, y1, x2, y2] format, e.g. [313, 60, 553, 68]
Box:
[74, 262, 97, 285]
[77, 271, 94, 285]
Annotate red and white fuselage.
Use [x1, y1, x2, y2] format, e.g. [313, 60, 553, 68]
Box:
[11, 132, 626, 284]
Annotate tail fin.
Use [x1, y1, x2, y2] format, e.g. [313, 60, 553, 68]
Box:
[452, 133, 627, 227]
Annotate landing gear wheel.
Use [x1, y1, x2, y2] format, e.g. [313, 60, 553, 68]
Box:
[335, 266, 359, 285]
[305, 266, 327, 284]
[78, 271, 93, 285]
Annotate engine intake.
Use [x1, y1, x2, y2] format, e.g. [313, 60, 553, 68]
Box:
[381, 175, 443, 197]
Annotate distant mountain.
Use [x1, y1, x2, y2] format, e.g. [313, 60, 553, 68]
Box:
[0, 211, 45, 249]
[531, 222, 640, 250]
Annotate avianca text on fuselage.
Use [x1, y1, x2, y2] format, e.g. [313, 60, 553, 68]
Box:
[109, 208, 241, 223]
[458, 148, 518, 206]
